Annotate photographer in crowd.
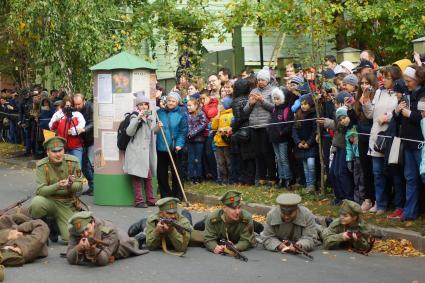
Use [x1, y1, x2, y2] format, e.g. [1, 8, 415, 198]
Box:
[49, 96, 86, 165]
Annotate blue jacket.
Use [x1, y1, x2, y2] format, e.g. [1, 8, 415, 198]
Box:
[156, 106, 188, 152]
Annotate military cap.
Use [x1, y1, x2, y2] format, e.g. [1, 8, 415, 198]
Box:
[68, 211, 94, 235]
[43, 136, 66, 152]
[276, 193, 302, 213]
[53, 100, 62, 107]
[219, 190, 242, 208]
[339, 199, 362, 216]
[156, 197, 180, 213]
[0, 249, 24, 267]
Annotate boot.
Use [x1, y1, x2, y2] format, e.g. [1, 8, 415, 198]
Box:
[128, 218, 147, 237]
[134, 232, 146, 249]
[41, 217, 59, 243]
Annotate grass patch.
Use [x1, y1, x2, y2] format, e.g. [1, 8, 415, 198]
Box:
[186, 181, 425, 236]
[0, 142, 24, 157]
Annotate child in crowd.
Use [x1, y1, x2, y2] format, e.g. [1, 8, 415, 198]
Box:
[187, 98, 207, 184]
[345, 126, 366, 205]
[292, 94, 317, 192]
[211, 96, 233, 185]
[201, 90, 218, 180]
[268, 87, 294, 189]
[320, 100, 354, 204]
[342, 74, 358, 95]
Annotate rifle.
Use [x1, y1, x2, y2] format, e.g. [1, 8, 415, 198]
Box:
[83, 237, 110, 247]
[159, 218, 192, 234]
[0, 195, 31, 216]
[281, 240, 314, 261]
[346, 230, 375, 255]
[219, 239, 248, 262]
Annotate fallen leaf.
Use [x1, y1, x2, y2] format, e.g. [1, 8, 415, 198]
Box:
[281, 258, 287, 262]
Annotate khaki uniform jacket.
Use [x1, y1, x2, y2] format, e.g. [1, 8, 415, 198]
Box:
[67, 217, 147, 266]
[203, 209, 255, 252]
[144, 213, 191, 252]
[261, 206, 319, 252]
[322, 218, 371, 250]
[35, 154, 83, 200]
[0, 214, 49, 264]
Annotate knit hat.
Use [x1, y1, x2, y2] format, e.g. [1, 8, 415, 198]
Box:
[222, 96, 233, 110]
[290, 75, 305, 85]
[271, 87, 285, 103]
[335, 91, 352, 104]
[336, 106, 348, 120]
[190, 92, 201, 99]
[135, 95, 149, 106]
[340, 61, 354, 74]
[393, 59, 412, 73]
[167, 91, 181, 103]
[300, 94, 314, 107]
[342, 74, 359, 87]
[321, 68, 335, 79]
[256, 66, 271, 82]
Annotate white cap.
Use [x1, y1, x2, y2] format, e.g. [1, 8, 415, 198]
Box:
[340, 61, 354, 74]
[403, 66, 417, 80]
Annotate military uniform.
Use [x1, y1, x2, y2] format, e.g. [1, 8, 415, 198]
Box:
[29, 137, 83, 241]
[0, 253, 3, 282]
[0, 213, 49, 266]
[145, 198, 192, 253]
[322, 200, 372, 251]
[203, 191, 255, 252]
[67, 211, 148, 266]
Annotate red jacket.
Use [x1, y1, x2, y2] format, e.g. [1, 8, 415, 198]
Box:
[202, 97, 219, 136]
[50, 115, 84, 150]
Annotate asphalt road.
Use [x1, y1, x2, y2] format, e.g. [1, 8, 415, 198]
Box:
[0, 163, 424, 283]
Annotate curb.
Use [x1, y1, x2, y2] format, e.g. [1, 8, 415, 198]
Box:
[0, 156, 36, 169]
[186, 192, 425, 253]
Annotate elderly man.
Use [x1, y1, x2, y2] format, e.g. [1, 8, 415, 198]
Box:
[261, 193, 320, 253]
[30, 136, 83, 242]
[204, 190, 255, 255]
[66, 211, 148, 266]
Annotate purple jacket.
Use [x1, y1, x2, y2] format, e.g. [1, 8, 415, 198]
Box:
[187, 110, 207, 143]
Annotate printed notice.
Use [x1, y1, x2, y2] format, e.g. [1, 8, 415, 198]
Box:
[97, 74, 113, 104]
[93, 99, 99, 138]
[132, 70, 150, 98]
[99, 104, 114, 117]
[98, 116, 114, 129]
[102, 131, 119, 161]
[114, 93, 135, 121]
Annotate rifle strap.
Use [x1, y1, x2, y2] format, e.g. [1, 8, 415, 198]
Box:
[44, 164, 50, 185]
[161, 237, 185, 257]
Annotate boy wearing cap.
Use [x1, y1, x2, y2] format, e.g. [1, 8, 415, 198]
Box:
[0, 213, 49, 267]
[204, 190, 255, 255]
[261, 193, 319, 253]
[322, 200, 372, 251]
[66, 211, 148, 266]
[30, 136, 83, 242]
[144, 197, 192, 253]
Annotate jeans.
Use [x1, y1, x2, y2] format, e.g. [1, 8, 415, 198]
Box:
[203, 137, 217, 180]
[187, 142, 204, 179]
[23, 127, 32, 154]
[66, 147, 83, 168]
[302, 157, 316, 187]
[82, 145, 94, 190]
[403, 148, 422, 219]
[273, 142, 292, 180]
[230, 152, 241, 184]
[372, 157, 404, 210]
[8, 121, 18, 144]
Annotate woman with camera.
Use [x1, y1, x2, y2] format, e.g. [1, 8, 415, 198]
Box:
[49, 96, 85, 165]
[123, 96, 157, 208]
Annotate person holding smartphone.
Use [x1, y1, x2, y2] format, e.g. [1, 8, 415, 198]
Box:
[123, 96, 157, 208]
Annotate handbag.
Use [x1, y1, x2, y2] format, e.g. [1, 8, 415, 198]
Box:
[233, 128, 250, 142]
[374, 130, 388, 154]
[388, 137, 404, 165]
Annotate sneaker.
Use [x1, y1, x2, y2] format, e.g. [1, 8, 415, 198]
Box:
[376, 209, 386, 216]
[369, 203, 378, 213]
[135, 202, 148, 208]
[387, 208, 403, 220]
[361, 199, 373, 212]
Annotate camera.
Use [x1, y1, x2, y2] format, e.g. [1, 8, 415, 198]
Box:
[63, 106, 75, 117]
[143, 110, 152, 116]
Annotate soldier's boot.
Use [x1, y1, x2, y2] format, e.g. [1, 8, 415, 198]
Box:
[193, 218, 206, 231]
[134, 232, 146, 249]
[41, 217, 59, 243]
[128, 218, 147, 237]
[253, 220, 264, 234]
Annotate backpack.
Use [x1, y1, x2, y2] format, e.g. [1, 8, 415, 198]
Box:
[117, 111, 140, 150]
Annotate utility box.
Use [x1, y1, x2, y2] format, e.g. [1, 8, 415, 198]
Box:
[90, 51, 157, 206]
[337, 47, 361, 64]
[412, 37, 425, 55]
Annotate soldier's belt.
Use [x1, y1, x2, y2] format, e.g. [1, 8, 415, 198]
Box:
[49, 195, 75, 201]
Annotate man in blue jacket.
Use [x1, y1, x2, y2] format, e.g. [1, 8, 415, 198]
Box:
[156, 91, 188, 200]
